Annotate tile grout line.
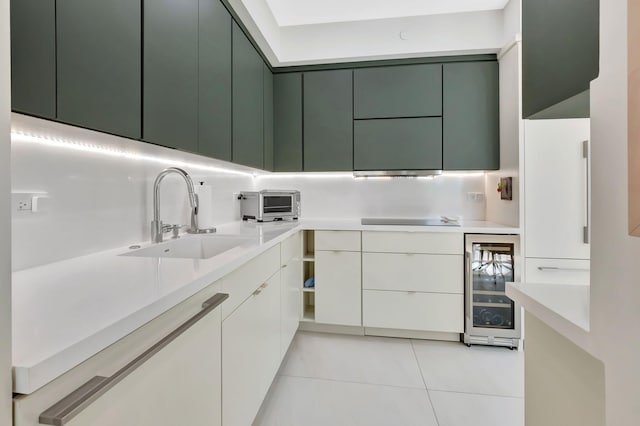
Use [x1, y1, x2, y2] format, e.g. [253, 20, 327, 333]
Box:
[410, 339, 442, 426]
[277, 372, 428, 391]
[426, 388, 525, 400]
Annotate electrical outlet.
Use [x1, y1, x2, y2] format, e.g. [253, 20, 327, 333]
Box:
[17, 199, 32, 211]
[466, 192, 485, 202]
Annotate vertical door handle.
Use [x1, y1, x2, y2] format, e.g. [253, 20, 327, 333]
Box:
[583, 140, 590, 244]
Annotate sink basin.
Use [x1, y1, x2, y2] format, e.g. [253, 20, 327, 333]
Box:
[121, 235, 256, 260]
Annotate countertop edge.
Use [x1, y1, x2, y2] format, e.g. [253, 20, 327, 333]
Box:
[506, 282, 593, 352]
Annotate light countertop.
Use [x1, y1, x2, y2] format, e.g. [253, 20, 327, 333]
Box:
[13, 219, 518, 394]
[506, 282, 591, 351]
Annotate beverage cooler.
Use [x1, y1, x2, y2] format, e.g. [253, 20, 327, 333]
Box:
[464, 234, 521, 348]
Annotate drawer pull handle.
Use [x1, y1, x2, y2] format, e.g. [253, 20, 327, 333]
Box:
[39, 293, 229, 426]
[537, 266, 590, 272]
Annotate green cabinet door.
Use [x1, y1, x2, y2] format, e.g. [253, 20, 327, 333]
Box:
[303, 70, 353, 171]
[522, 0, 598, 118]
[232, 22, 264, 169]
[198, 0, 232, 160]
[353, 64, 442, 119]
[263, 64, 274, 171]
[354, 118, 443, 171]
[273, 73, 302, 172]
[10, 0, 56, 118]
[57, 0, 141, 139]
[144, 0, 198, 152]
[443, 61, 499, 170]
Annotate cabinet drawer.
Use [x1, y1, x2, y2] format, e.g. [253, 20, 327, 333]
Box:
[315, 231, 361, 252]
[525, 258, 590, 285]
[363, 290, 463, 333]
[220, 244, 280, 318]
[354, 64, 442, 119]
[363, 253, 463, 293]
[362, 231, 462, 254]
[281, 231, 301, 265]
[354, 117, 443, 171]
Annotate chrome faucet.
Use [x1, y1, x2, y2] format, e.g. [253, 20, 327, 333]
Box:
[151, 167, 199, 243]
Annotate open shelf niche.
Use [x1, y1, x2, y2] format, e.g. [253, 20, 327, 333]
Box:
[301, 230, 316, 322]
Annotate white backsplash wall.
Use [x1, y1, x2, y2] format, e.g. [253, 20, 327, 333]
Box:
[256, 173, 487, 220]
[11, 114, 255, 271]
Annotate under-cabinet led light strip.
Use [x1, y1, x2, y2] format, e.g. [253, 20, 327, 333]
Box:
[11, 131, 258, 177]
[257, 171, 486, 179]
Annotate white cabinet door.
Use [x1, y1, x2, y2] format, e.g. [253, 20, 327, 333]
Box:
[259, 271, 282, 398]
[315, 251, 362, 326]
[61, 300, 223, 426]
[281, 256, 301, 357]
[524, 119, 591, 260]
[222, 288, 263, 426]
[222, 271, 281, 426]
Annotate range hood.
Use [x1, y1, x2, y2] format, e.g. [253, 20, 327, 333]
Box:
[353, 170, 443, 178]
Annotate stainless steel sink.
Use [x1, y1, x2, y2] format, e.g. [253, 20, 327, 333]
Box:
[121, 235, 256, 260]
[361, 218, 461, 227]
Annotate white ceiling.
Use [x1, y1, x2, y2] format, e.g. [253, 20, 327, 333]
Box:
[265, 0, 510, 27]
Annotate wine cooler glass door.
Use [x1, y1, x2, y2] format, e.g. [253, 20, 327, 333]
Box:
[471, 242, 515, 330]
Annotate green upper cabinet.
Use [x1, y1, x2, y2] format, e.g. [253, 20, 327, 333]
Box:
[273, 73, 303, 172]
[232, 22, 264, 169]
[353, 64, 442, 119]
[443, 61, 499, 170]
[303, 70, 353, 171]
[143, 0, 199, 152]
[354, 118, 443, 171]
[56, 0, 141, 139]
[522, 0, 599, 119]
[10, 0, 56, 119]
[263, 64, 274, 171]
[198, 0, 232, 160]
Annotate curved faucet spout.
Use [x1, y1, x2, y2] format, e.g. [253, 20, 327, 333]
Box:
[151, 167, 199, 243]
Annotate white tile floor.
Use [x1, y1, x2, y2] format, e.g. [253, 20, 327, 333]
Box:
[254, 332, 524, 426]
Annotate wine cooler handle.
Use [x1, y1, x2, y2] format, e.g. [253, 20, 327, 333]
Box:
[465, 251, 471, 323]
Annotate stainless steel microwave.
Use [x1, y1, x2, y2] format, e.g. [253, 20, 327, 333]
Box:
[239, 190, 300, 222]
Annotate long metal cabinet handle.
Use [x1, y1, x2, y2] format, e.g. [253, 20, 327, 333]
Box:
[464, 252, 471, 321]
[583, 140, 590, 244]
[39, 293, 229, 426]
[537, 266, 590, 272]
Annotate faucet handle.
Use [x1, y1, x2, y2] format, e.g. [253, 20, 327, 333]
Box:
[170, 224, 186, 239]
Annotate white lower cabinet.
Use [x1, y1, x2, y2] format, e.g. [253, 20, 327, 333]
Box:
[315, 250, 362, 326]
[363, 290, 464, 333]
[14, 284, 226, 426]
[222, 271, 281, 426]
[361, 232, 464, 335]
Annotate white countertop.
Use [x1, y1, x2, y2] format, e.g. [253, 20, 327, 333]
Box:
[506, 282, 592, 351]
[13, 219, 518, 394]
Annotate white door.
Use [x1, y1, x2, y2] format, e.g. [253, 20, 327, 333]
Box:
[315, 251, 362, 326]
[524, 119, 591, 260]
[65, 307, 222, 426]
